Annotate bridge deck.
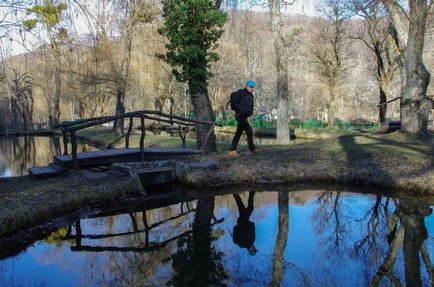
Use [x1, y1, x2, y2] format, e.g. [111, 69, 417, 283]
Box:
[53, 147, 201, 167]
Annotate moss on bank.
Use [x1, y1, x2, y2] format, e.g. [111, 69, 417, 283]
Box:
[0, 170, 143, 237]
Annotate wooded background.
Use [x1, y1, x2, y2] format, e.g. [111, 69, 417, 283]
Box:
[0, 0, 433, 133]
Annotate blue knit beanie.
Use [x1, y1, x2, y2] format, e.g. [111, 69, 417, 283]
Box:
[246, 80, 255, 88]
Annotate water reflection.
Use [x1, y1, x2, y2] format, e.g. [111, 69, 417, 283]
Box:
[1, 188, 434, 287]
[271, 192, 289, 287]
[0, 136, 96, 177]
[167, 197, 227, 287]
[232, 192, 257, 255]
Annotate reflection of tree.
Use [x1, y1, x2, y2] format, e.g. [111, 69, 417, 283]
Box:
[354, 195, 395, 264]
[400, 200, 432, 287]
[314, 191, 346, 254]
[371, 199, 433, 287]
[370, 223, 404, 286]
[167, 197, 227, 287]
[313, 190, 434, 286]
[271, 192, 289, 287]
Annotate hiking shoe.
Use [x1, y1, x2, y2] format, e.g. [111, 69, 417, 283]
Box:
[229, 150, 239, 157]
[251, 148, 262, 154]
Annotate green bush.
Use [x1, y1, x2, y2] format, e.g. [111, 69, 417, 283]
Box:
[333, 118, 350, 129]
[300, 118, 327, 129]
[349, 118, 378, 129]
[218, 116, 378, 130]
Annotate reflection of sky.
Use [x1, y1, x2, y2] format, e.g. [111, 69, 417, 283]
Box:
[0, 191, 433, 287]
[0, 168, 12, 177]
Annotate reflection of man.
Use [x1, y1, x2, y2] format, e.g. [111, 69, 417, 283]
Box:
[232, 192, 257, 255]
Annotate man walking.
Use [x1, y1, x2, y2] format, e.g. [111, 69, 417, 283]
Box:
[229, 80, 259, 156]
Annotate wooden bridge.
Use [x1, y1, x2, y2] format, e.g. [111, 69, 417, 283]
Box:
[30, 110, 219, 179]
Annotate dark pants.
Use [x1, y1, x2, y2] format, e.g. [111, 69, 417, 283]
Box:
[230, 116, 255, 152]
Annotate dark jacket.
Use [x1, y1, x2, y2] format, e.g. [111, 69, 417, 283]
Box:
[230, 88, 254, 117]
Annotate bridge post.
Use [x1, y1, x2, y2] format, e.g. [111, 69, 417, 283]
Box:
[140, 115, 145, 162]
[62, 129, 68, 155]
[178, 125, 187, 148]
[71, 130, 79, 170]
[125, 116, 133, 149]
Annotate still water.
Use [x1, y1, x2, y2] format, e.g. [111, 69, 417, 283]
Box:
[1, 188, 433, 286]
[0, 136, 96, 177]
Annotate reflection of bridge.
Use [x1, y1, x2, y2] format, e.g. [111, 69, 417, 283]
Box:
[30, 110, 219, 179]
[61, 188, 224, 253]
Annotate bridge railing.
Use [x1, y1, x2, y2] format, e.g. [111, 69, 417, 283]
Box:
[55, 110, 220, 169]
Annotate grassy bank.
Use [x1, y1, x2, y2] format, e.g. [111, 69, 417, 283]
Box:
[180, 132, 434, 194]
[77, 127, 434, 194]
[0, 170, 143, 237]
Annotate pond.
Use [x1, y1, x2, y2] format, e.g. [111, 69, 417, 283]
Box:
[0, 186, 433, 286]
[0, 136, 97, 177]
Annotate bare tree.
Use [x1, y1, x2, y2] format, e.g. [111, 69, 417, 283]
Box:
[381, 0, 434, 133]
[9, 69, 34, 131]
[110, 0, 159, 135]
[268, 0, 292, 143]
[22, 1, 71, 128]
[350, 0, 399, 123]
[312, 0, 350, 127]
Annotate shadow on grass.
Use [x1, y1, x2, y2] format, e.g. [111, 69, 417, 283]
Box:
[338, 135, 394, 187]
[364, 132, 434, 157]
[339, 132, 434, 180]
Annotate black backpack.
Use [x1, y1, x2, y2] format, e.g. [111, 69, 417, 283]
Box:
[226, 91, 238, 111]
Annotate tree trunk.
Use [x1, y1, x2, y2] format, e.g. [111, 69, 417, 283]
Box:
[383, 0, 432, 133]
[113, 90, 126, 135]
[10, 98, 20, 131]
[375, 43, 388, 123]
[327, 83, 337, 128]
[113, 17, 135, 135]
[379, 88, 387, 123]
[269, 0, 290, 144]
[52, 60, 61, 128]
[190, 90, 216, 154]
[400, 0, 432, 133]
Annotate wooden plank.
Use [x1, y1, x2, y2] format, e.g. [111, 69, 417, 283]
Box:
[53, 148, 201, 167]
[134, 167, 174, 173]
[29, 166, 60, 179]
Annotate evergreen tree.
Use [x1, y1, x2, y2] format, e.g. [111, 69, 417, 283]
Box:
[159, 0, 227, 152]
